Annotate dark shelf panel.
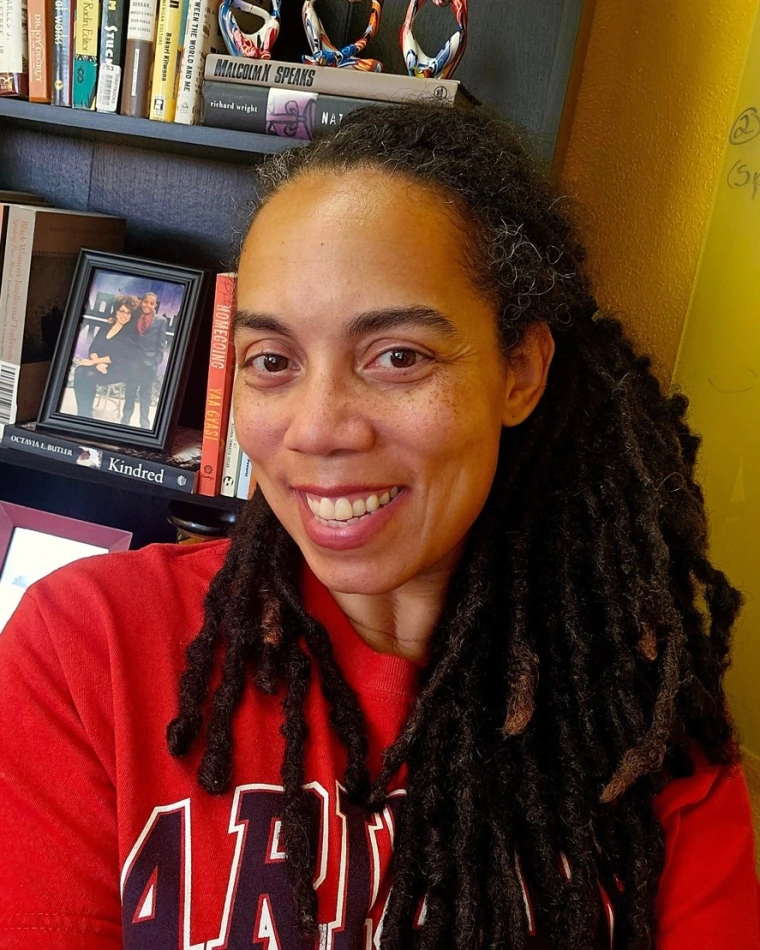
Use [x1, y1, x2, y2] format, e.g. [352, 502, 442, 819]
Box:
[0, 98, 304, 163]
[0, 445, 244, 512]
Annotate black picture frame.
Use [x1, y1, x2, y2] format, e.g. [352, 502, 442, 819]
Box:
[37, 250, 206, 452]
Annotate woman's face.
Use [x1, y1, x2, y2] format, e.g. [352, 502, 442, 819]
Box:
[234, 168, 551, 595]
[115, 305, 132, 325]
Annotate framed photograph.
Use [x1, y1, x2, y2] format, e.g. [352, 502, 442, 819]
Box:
[37, 250, 206, 452]
[0, 501, 132, 632]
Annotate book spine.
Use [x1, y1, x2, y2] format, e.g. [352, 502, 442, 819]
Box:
[201, 81, 371, 137]
[119, 0, 155, 116]
[95, 0, 127, 111]
[73, 0, 100, 108]
[51, 0, 74, 105]
[172, 0, 210, 124]
[27, 0, 49, 100]
[0, 206, 34, 367]
[198, 272, 235, 496]
[219, 375, 241, 497]
[203, 54, 461, 104]
[0, 0, 29, 97]
[147, 0, 181, 121]
[0, 206, 32, 426]
[235, 451, 252, 500]
[1, 425, 198, 492]
[200, 79, 267, 133]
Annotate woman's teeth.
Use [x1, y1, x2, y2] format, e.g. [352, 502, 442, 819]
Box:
[306, 487, 400, 525]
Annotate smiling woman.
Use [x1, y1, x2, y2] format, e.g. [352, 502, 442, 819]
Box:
[1, 102, 759, 950]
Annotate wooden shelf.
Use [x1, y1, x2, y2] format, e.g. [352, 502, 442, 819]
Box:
[0, 445, 244, 512]
[0, 98, 304, 163]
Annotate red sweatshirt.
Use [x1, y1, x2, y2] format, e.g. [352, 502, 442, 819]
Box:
[0, 539, 758, 949]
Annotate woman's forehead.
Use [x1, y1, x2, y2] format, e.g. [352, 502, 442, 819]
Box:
[238, 171, 481, 323]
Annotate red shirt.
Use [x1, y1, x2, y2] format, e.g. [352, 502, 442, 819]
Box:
[0, 540, 758, 948]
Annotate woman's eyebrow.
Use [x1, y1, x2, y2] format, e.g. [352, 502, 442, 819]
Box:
[232, 306, 464, 342]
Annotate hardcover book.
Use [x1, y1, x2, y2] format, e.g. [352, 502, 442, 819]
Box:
[198, 271, 235, 496]
[0, 205, 126, 429]
[148, 0, 184, 121]
[2, 422, 202, 493]
[73, 0, 100, 108]
[95, 0, 128, 112]
[0, 0, 29, 97]
[203, 54, 474, 107]
[51, 0, 75, 105]
[219, 364, 240, 497]
[201, 81, 374, 138]
[27, 0, 50, 101]
[235, 450, 255, 499]
[173, 0, 221, 125]
[120, 0, 158, 117]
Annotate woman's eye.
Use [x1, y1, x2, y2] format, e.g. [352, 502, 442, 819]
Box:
[375, 348, 426, 370]
[245, 353, 292, 374]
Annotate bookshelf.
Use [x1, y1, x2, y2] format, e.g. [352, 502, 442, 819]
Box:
[0, 99, 301, 163]
[0, 0, 587, 547]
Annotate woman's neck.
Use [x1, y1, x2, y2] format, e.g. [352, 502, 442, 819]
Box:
[328, 541, 465, 664]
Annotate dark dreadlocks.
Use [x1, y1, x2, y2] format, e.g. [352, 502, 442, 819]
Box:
[167, 102, 744, 948]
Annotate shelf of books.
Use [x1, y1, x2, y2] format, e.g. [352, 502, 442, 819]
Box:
[0, 442, 242, 511]
[0, 196, 251, 511]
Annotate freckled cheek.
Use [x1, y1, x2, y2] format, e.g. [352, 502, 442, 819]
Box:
[232, 392, 286, 464]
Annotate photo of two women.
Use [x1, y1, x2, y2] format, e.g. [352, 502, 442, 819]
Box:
[57, 271, 183, 431]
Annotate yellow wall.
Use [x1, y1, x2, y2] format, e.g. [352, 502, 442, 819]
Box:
[556, 1, 760, 755]
[673, 8, 760, 755]
[556, 0, 757, 380]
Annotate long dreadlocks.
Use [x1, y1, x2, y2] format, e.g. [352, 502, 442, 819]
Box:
[167, 102, 744, 948]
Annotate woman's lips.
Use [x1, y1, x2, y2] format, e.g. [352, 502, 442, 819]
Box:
[295, 487, 406, 551]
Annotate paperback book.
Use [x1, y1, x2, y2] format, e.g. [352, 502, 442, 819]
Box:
[2, 422, 202, 492]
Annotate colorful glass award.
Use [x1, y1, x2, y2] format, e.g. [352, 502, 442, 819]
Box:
[302, 0, 384, 71]
[219, 0, 282, 58]
[401, 0, 468, 79]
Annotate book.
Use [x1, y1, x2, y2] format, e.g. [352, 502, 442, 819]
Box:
[148, 0, 183, 121]
[72, 0, 100, 108]
[235, 450, 254, 500]
[50, 0, 75, 105]
[2, 421, 201, 492]
[203, 54, 474, 107]
[119, 0, 157, 117]
[173, 0, 221, 125]
[198, 271, 235, 496]
[95, 0, 128, 112]
[0, 204, 126, 429]
[219, 366, 240, 497]
[27, 0, 50, 101]
[0, 0, 29, 97]
[201, 81, 379, 138]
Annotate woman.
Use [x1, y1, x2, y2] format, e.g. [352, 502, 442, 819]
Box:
[1, 103, 758, 949]
[72, 294, 140, 418]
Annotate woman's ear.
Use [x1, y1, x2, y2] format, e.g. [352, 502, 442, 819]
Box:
[502, 322, 556, 427]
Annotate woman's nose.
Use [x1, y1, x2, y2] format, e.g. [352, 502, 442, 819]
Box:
[281, 370, 376, 456]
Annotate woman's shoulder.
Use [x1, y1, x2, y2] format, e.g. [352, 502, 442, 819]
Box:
[652, 740, 750, 823]
[10, 539, 231, 654]
[652, 742, 760, 946]
[31, 537, 230, 599]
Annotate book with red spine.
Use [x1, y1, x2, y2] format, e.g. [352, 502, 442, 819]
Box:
[198, 271, 236, 496]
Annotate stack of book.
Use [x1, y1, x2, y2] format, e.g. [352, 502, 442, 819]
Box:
[0, 0, 225, 123]
[199, 54, 476, 139]
[0, 0, 475, 136]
